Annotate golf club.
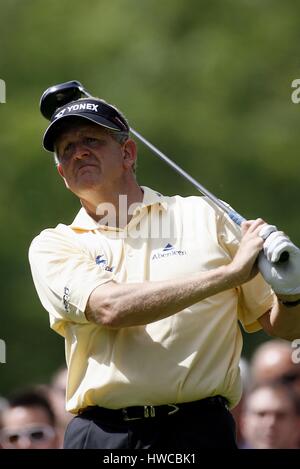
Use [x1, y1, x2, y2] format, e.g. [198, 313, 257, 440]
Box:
[40, 81, 289, 262]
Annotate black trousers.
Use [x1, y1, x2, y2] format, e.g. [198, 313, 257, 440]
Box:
[64, 397, 237, 449]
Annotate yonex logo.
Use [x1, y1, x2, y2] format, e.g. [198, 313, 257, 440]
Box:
[55, 103, 99, 119]
[152, 244, 187, 261]
[96, 254, 114, 272]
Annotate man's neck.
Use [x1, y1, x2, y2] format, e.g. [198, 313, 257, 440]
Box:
[80, 182, 144, 228]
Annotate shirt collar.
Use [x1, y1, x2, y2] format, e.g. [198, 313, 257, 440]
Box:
[140, 186, 167, 210]
[69, 186, 167, 231]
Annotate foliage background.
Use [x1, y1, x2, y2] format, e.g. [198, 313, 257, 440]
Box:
[0, 0, 300, 394]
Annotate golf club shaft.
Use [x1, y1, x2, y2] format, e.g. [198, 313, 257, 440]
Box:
[40, 80, 289, 262]
[130, 128, 246, 226]
[130, 129, 291, 262]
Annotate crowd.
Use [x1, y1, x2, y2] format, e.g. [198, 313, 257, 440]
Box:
[233, 339, 300, 448]
[0, 366, 72, 449]
[0, 339, 299, 449]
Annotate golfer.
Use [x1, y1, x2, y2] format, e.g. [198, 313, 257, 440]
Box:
[29, 93, 300, 449]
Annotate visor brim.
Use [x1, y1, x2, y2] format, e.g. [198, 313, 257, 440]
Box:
[43, 113, 122, 152]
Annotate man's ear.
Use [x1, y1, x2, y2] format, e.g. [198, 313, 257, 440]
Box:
[57, 163, 70, 189]
[57, 163, 64, 178]
[122, 139, 137, 170]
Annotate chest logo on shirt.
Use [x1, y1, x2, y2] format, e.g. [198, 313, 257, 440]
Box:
[96, 254, 114, 272]
[151, 243, 187, 261]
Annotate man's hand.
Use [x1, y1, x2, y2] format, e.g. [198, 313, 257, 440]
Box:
[227, 219, 266, 285]
[258, 230, 300, 296]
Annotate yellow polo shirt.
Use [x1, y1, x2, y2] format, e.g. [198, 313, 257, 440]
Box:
[29, 186, 274, 413]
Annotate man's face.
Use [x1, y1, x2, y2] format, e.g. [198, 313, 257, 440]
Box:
[241, 387, 300, 449]
[55, 123, 134, 197]
[1, 406, 58, 449]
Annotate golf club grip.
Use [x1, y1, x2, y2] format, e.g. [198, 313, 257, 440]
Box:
[277, 251, 290, 263]
[228, 211, 246, 226]
[227, 211, 290, 264]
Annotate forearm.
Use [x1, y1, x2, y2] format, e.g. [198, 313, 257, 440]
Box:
[86, 264, 237, 328]
[86, 220, 266, 328]
[266, 296, 300, 341]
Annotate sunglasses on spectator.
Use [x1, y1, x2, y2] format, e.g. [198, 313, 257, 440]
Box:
[0, 424, 55, 448]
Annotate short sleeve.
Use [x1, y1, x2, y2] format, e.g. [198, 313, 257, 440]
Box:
[28, 226, 114, 336]
[236, 275, 275, 332]
[217, 211, 275, 333]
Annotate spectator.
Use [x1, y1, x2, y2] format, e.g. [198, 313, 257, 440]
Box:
[0, 388, 60, 449]
[250, 339, 300, 394]
[240, 382, 300, 449]
[231, 357, 251, 448]
[0, 396, 8, 423]
[0, 396, 8, 449]
[48, 366, 72, 447]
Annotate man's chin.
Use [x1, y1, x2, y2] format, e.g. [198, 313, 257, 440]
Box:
[76, 174, 102, 187]
[69, 179, 103, 196]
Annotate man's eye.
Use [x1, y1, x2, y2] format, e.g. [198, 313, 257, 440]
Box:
[57, 145, 69, 160]
[60, 143, 72, 159]
[85, 137, 99, 145]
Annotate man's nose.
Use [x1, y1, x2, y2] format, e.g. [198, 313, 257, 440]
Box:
[16, 435, 33, 449]
[72, 141, 91, 160]
[265, 414, 277, 428]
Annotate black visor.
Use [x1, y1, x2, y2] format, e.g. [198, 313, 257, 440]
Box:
[43, 98, 129, 152]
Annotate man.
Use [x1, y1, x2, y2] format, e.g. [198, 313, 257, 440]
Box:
[240, 383, 300, 449]
[48, 366, 72, 448]
[0, 389, 59, 449]
[29, 90, 300, 449]
[250, 339, 300, 393]
[0, 396, 8, 449]
[231, 357, 251, 448]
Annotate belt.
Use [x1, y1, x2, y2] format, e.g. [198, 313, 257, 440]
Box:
[79, 396, 228, 422]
